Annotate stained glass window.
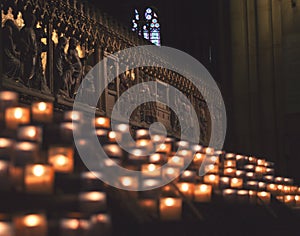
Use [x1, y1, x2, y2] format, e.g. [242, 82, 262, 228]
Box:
[132, 8, 161, 46]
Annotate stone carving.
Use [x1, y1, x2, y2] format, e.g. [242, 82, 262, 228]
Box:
[19, 12, 38, 87]
[67, 37, 83, 97]
[2, 20, 22, 80]
[53, 37, 73, 98]
[33, 27, 50, 93]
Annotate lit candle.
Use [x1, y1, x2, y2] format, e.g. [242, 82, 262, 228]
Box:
[206, 155, 220, 165]
[80, 171, 103, 191]
[103, 144, 123, 160]
[224, 168, 236, 177]
[149, 153, 166, 164]
[159, 198, 182, 221]
[246, 181, 258, 190]
[236, 170, 246, 178]
[176, 182, 194, 199]
[60, 122, 79, 142]
[156, 142, 172, 154]
[5, 107, 30, 129]
[248, 157, 257, 164]
[295, 195, 300, 207]
[244, 164, 255, 171]
[136, 139, 154, 151]
[203, 147, 214, 155]
[108, 131, 122, 143]
[249, 190, 257, 204]
[255, 166, 267, 175]
[90, 214, 112, 236]
[220, 176, 230, 189]
[257, 191, 271, 204]
[31, 102, 53, 123]
[17, 126, 42, 142]
[13, 142, 39, 166]
[142, 164, 161, 178]
[204, 174, 220, 187]
[193, 153, 205, 165]
[25, 164, 54, 194]
[168, 156, 184, 168]
[223, 189, 237, 202]
[0, 221, 13, 236]
[0, 91, 18, 111]
[284, 195, 295, 207]
[258, 182, 266, 190]
[180, 170, 196, 182]
[265, 168, 274, 175]
[0, 138, 14, 160]
[48, 146, 74, 173]
[79, 191, 107, 213]
[264, 175, 274, 182]
[60, 218, 90, 235]
[225, 153, 235, 159]
[94, 117, 110, 129]
[162, 167, 180, 181]
[245, 172, 256, 180]
[139, 199, 157, 215]
[64, 111, 83, 123]
[230, 178, 243, 189]
[14, 214, 47, 236]
[224, 160, 236, 168]
[237, 190, 249, 204]
[136, 129, 150, 139]
[204, 164, 219, 174]
[119, 176, 139, 189]
[194, 184, 212, 202]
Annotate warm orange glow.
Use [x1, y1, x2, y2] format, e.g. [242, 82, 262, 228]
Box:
[164, 198, 175, 207]
[24, 215, 41, 227]
[32, 165, 45, 177]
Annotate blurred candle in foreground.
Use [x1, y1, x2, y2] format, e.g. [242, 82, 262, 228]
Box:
[176, 182, 194, 199]
[18, 126, 42, 142]
[25, 164, 54, 194]
[14, 214, 47, 236]
[0, 221, 13, 236]
[0, 91, 18, 111]
[31, 102, 53, 123]
[79, 191, 107, 213]
[257, 191, 271, 204]
[5, 107, 30, 129]
[48, 147, 74, 173]
[194, 184, 212, 202]
[160, 198, 182, 221]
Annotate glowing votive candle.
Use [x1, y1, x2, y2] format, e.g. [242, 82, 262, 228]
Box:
[17, 126, 42, 142]
[257, 191, 271, 204]
[0, 91, 18, 111]
[13, 142, 39, 166]
[119, 176, 139, 189]
[220, 176, 230, 189]
[31, 102, 53, 123]
[0, 138, 14, 160]
[14, 214, 47, 236]
[0, 221, 14, 236]
[204, 174, 220, 187]
[142, 164, 161, 178]
[230, 178, 243, 189]
[160, 198, 182, 221]
[180, 170, 196, 182]
[162, 167, 180, 181]
[168, 156, 184, 168]
[176, 182, 194, 199]
[25, 164, 54, 194]
[79, 191, 107, 213]
[223, 189, 237, 202]
[194, 184, 212, 202]
[5, 107, 30, 129]
[48, 146, 74, 173]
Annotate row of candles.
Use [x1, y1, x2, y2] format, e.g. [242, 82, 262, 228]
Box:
[0, 213, 111, 236]
[0, 90, 299, 228]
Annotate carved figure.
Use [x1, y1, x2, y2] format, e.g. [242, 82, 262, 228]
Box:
[54, 37, 73, 97]
[2, 20, 21, 80]
[19, 12, 38, 87]
[68, 37, 83, 97]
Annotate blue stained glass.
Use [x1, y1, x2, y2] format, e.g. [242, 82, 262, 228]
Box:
[131, 7, 161, 46]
